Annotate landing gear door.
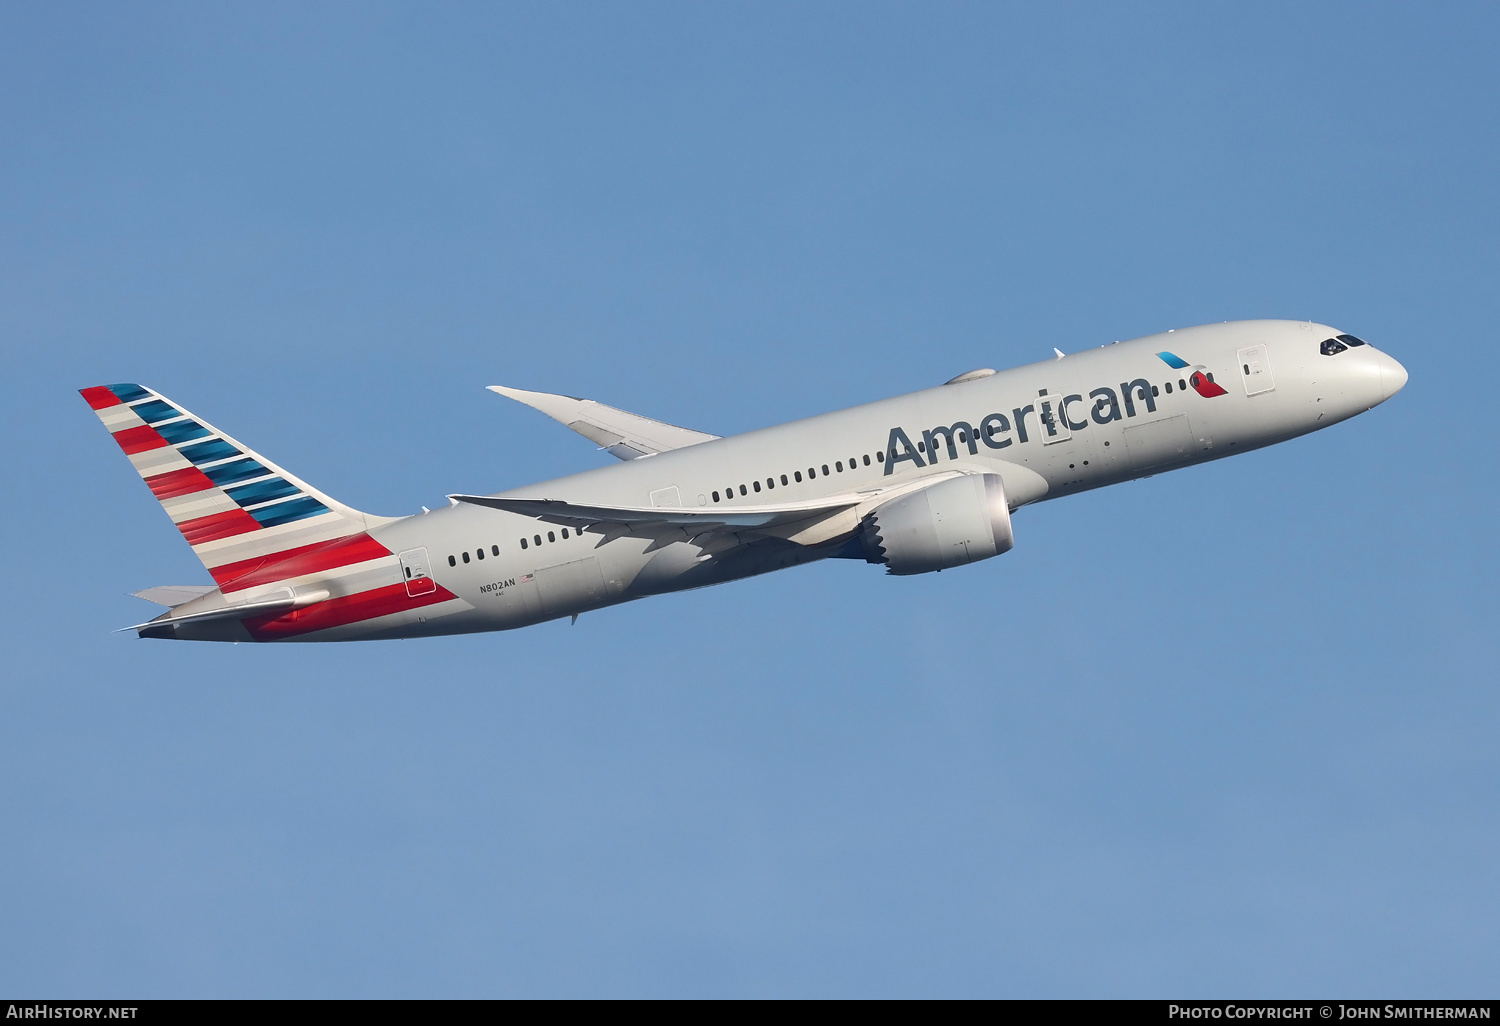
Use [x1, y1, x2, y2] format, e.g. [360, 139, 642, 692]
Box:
[1238, 345, 1275, 396]
[399, 547, 437, 597]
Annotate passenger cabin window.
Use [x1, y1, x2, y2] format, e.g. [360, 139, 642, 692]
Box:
[520, 538, 528, 549]
[448, 555, 456, 566]
[534, 535, 542, 546]
[781, 474, 789, 485]
[462, 552, 470, 563]
[739, 484, 747, 496]
[712, 490, 720, 502]
[1320, 337, 1349, 356]
[863, 455, 871, 466]
[491, 545, 499, 556]
[1164, 382, 1172, 393]
[476, 548, 484, 559]
[835, 461, 843, 472]
[795, 471, 803, 482]
[561, 528, 569, 538]
[547, 531, 556, 542]
[753, 480, 761, 492]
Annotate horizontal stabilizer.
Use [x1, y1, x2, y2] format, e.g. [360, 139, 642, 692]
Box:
[488, 385, 718, 460]
[121, 587, 329, 634]
[133, 585, 216, 607]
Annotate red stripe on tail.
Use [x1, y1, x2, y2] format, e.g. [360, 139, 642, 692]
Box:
[244, 582, 456, 641]
[112, 424, 168, 454]
[214, 533, 392, 592]
[146, 466, 217, 500]
[177, 508, 261, 545]
[80, 386, 122, 410]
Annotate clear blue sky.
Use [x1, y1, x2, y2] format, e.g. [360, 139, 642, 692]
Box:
[2, 1, 1495, 998]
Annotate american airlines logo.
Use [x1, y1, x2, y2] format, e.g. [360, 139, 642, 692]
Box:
[1156, 350, 1228, 398]
[883, 353, 1225, 475]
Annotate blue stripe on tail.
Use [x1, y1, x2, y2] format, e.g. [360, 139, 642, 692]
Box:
[130, 399, 182, 424]
[203, 458, 268, 486]
[179, 438, 241, 465]
[108, 384, 151, 403]
[227, 477, 301, 507]
[156, 419, 211, 444]
[249, 496, 329, 527]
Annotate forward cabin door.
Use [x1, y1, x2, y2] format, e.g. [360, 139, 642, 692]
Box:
[1238, 345, 1276, 396]
[398, 547, 437, 597]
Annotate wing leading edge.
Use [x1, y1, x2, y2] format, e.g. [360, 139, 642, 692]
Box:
[488, 385, 719, 460]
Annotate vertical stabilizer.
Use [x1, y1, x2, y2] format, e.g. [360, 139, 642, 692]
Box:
[79, 383, 397, 592]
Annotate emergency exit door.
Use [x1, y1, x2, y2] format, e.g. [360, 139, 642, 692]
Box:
[398, 547, 436, 597]
[1036, 394, 1072, 445]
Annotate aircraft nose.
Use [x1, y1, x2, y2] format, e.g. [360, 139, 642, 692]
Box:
[1377, 351, 1408, 399]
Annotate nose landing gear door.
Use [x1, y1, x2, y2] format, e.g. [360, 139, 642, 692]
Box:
[398, 547, 437, 597]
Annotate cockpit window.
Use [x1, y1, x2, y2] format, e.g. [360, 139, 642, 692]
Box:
[1336, 333, 1367, 347]
[1320, 337, 1348, 356]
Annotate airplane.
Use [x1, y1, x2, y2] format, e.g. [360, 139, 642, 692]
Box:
[81, 319, 1406, 642]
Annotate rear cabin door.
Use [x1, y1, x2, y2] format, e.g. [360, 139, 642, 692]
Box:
[398, 547, 437, 597]
[1238, 344, 1276, 396]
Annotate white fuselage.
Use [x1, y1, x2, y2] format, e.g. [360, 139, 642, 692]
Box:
[161, 319, 1405, 642]
[313, 319, 1400, 641]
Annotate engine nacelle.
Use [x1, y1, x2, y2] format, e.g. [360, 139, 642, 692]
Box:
[862, 473, 1014, 575]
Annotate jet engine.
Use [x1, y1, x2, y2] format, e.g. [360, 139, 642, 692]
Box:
[862, 473, 1014, 575]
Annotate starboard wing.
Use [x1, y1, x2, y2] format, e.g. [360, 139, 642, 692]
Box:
[488, 385, 719, 460]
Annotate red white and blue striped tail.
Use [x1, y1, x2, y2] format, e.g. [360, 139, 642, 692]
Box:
[78, 383, 394, 594]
